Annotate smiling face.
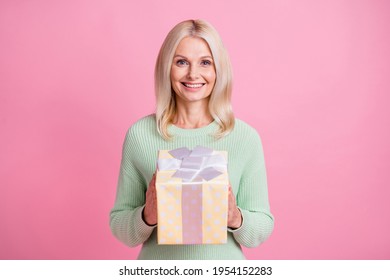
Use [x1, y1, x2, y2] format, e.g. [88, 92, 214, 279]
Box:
[170, 36, 216, 106]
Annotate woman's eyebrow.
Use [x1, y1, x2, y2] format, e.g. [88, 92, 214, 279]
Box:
[173, 54, 213, 60]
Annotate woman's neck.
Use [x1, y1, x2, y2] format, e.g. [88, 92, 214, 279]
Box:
[172, 102, 213, 129]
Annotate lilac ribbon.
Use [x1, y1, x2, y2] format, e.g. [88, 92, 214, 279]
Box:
[181, 184, 203, 244]
[157, 146, 227, 182]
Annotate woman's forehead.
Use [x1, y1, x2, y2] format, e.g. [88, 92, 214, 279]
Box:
[174, 37, 212, 58]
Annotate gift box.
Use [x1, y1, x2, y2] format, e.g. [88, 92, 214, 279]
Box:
[156, 146, 229, 245]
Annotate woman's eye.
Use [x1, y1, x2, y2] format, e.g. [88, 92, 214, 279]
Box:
[176, 59, 188, 66]
[201, 60, 212, 66]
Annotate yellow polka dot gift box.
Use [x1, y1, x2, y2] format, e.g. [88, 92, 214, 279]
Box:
[156, 146, 229, 245]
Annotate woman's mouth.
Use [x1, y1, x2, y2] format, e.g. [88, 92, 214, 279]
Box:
[181, 82, 205, 88]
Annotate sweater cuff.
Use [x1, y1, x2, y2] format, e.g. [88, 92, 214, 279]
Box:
[227, 206, 244, 233]
[228, 208, 274, 248]
[135, 206, 157, 236]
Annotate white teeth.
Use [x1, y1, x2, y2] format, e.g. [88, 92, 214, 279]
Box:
[184, 83, 203, 88]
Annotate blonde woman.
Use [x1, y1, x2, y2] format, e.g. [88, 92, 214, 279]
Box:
[110, 19, 274, 260]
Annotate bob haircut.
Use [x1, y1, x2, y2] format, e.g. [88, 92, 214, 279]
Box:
[155, 19, 234, 140]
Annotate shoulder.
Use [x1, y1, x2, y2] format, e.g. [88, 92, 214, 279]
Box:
[123, 114, 159, 145]
[230, 119, 266, 166]
[232, 118, 262, 140]
[126, 114, 157, 136]
[226, 118, 264, 153]
[129, 114, 156, 131]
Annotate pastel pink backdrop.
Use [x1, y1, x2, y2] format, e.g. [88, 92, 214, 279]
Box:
[1, 0, 389, 259]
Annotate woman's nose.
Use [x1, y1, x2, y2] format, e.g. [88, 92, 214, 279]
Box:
[187, 66, 199, 80]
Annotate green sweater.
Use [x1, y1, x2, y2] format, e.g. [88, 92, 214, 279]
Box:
[110, 115, 274, 259]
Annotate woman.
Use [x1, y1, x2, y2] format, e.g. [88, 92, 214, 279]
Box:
[110, 19, 274, 260]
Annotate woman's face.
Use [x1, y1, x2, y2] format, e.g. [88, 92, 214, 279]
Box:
[170, 37, 216, 106]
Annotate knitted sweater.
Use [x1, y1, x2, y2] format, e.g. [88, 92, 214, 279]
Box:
[110, 115, 274, 259]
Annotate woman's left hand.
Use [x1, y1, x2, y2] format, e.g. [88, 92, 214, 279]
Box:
[227, 185, 242, 229]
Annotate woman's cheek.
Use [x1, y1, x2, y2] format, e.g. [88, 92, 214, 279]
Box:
[203, 69, 216, 83]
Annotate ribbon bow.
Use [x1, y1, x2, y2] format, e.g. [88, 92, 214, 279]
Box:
[157, 146, 227, 182]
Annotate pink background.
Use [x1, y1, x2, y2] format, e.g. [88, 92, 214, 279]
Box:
[1, 0, 389, 260]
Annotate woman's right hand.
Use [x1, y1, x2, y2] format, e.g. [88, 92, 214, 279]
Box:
[143, 173, 157, 226]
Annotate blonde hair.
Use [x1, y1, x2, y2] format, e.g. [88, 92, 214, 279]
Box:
[155, 19, 235, 140]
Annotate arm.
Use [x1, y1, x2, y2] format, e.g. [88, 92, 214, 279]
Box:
[228, 132, 274, 248]
[109, 128, 156, 247]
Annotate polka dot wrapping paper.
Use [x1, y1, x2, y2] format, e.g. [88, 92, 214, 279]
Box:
[156, 147, 229, 245]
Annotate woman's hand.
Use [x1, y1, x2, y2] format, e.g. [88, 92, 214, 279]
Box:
[227, 185, 242, 229]
[143, 173, 157, 226]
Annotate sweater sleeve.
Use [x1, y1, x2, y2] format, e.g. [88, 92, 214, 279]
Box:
[228, 131, 274, 248]
[109, 128, 156, 247]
